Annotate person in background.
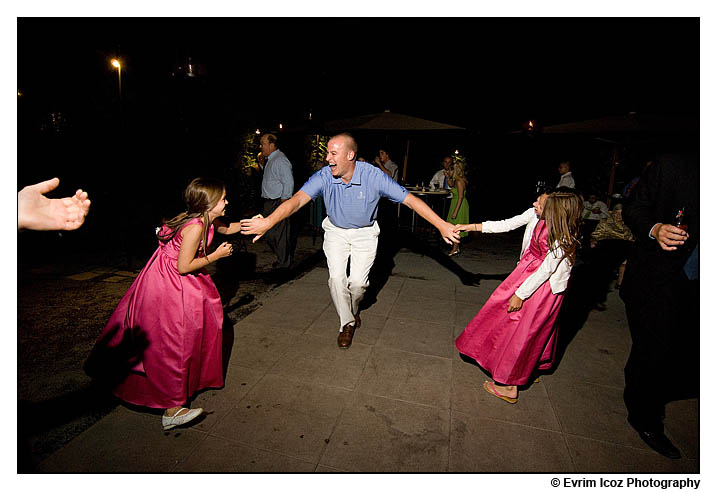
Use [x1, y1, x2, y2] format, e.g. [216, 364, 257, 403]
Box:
[581, 193, 609, 248]
[85, 178, 243, 431]
[259, 133, 294, 271]
[18, 177, 90, 231]
[454, 192, 583, 403]
[446, 160, 469, 256]
[240, 133, 460, 350]
[429, 156, 453, 190]
[587, 202, 635, 309]
[619, 151, 699, 459]
[556, 160, 576, 189]
[374, 148, 399, 181]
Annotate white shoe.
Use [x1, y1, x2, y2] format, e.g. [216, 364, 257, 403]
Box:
[162, 407, 203, 430]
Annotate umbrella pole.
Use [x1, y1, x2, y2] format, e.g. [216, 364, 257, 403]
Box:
[402, 138, 410, 184]
[606, 145, 619, 209]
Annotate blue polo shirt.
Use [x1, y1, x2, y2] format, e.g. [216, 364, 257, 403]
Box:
[300, 161, 409, 228]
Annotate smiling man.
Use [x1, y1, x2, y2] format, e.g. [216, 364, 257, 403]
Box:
[240, 133, 460, 349]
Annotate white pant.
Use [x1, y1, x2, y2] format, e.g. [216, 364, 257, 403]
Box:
[322, 216, 380, 331]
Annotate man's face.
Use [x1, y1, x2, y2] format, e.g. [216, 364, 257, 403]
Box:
[259, 136, 274, 157]
[379, 150, 389, 163]
[588, 194, 597, 204]
[558, 162, 569, 175]
[533, 193, 548, 216]
[442, 157, 452, 170]
[326, 137, 356, 181]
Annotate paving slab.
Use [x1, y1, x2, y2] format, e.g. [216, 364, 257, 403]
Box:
[449, 410, 575, 472]
[319, 392, 451, 472]
[209, 375, 352, 463]
[376, 317, 455, 359]
[356, 346, 453, 409]
[564, 434, 698, 473]
[35, 406, 206, 473]
[267, 333, 373, 390]
[174, 434, 317, 472]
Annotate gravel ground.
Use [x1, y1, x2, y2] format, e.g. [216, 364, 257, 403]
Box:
[17, 226, 325, 472]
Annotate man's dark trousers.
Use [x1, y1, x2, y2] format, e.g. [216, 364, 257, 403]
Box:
[263, 198, 291, 268]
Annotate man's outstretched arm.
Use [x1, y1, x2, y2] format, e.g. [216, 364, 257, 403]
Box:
[239, 190, 312, 242]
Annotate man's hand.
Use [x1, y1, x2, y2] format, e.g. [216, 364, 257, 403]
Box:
[438, 221, 461, 245]
[239, 214, 270, 243]
[508, 294, 524, 312]
[651, 223, 688, 251]
[18, 177, 91, 231]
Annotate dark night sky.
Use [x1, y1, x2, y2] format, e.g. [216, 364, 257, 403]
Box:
[18, 17, 699, 133]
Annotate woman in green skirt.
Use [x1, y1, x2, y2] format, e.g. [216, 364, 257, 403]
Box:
[446, 160, 469, 256]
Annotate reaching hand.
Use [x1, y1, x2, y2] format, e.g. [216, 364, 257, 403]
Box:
[651, 223, 689, 251]
[239, 214, 270, 243]
[508, 294, 524, 312]
[18, 177, 91, 231]
[438, 221, 461, 245]
[455, 223, 479, 232]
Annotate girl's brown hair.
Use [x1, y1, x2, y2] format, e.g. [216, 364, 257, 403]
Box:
[541, 191, 583, 265]
[157, 177, 225, 257]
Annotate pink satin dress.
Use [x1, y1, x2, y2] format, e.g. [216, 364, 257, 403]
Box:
[455, 220, 564, 386]
[85, 218, 224, 408]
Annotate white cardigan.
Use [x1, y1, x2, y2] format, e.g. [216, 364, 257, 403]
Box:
[482, 208, 572, 298]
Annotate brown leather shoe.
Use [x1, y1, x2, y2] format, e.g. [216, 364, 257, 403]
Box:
[337, 322, 357, 349]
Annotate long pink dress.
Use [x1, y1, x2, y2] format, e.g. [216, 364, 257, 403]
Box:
[85, 218, 224, 408]
[455, 220, 564, 386]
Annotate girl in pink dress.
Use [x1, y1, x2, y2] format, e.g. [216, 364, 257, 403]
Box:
[85, 178, 243, 429]
[454, 191, 583, 403]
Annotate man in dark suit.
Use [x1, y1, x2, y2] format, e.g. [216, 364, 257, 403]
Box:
[620, 151, 699, 459]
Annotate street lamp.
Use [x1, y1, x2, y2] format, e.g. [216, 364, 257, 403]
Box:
[111, 58, 122, 99]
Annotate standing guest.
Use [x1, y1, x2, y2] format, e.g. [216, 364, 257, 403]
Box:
[446, 161, 469, 256]
[241, 133, 460, 349]
[454, 192, 583, 403]
[590, 202, 634, 285]
[85, 178, 242, 430]
[374, 148, 399, 181]
[620, 152, 699, 459]
[259, 133, 294, 270]
[556, 160, 576, 189]
[429, 156, 453, 190]
[581, 193, 609, 248]
[18, 177, 90, 231]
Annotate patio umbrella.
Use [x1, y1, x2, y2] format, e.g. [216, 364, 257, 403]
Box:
[509, 113, 698, 205]
[323, 110, 465, 182]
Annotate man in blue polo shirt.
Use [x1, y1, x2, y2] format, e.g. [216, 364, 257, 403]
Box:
[241, 133, 460, 349]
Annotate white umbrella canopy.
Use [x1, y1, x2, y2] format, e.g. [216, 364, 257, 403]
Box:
[323, 110, 465, 181]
